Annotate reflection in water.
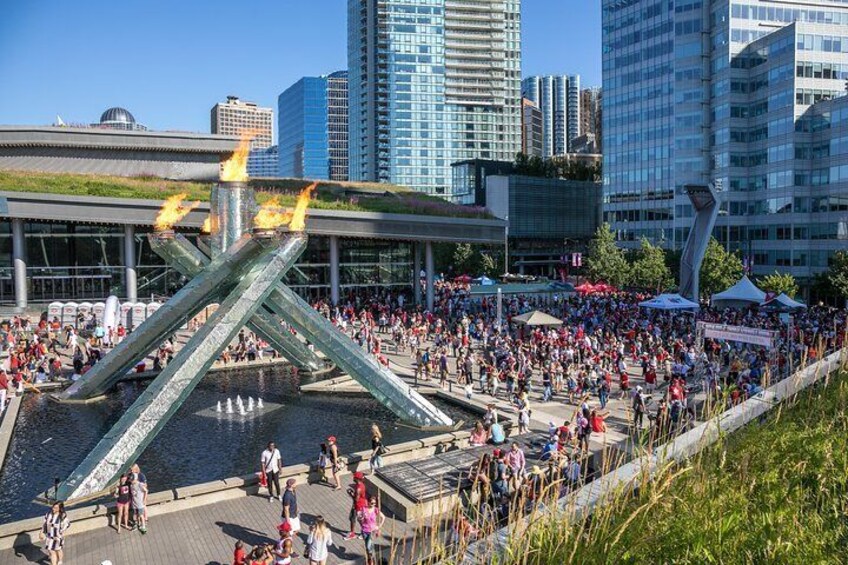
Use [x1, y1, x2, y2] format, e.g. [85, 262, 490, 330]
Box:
[0, 366, 471, 522]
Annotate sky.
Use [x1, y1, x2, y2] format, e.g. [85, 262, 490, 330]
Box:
[0, 0, 601, 134]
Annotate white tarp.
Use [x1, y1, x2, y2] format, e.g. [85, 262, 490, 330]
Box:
[701, 322, 777, 348]
[711, 275, 767, 307]
[639, 293, 699, 310]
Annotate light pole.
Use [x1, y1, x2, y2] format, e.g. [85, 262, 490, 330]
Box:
[504, 214, 509, 275]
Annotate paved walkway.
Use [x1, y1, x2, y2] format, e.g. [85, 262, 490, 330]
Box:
[0, 479, 428, 565]
[0, 329, 680, 565]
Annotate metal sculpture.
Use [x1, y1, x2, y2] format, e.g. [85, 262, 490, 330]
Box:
[56, 167, 452, 503]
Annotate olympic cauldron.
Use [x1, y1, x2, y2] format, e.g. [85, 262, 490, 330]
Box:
[54, 147, 452, 504]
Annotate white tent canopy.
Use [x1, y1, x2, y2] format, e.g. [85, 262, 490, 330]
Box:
[512, 310, 563, 326]
[761, 293, 807, 311]
[638, 293, 700, 310]
[710, 275, 767, 308]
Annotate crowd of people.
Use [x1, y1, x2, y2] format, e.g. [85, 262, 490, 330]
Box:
[317, 281, 845, 433]
[2, 276, 845, 563]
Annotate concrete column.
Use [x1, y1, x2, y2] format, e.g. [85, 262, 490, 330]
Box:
[425, 241, 435, 312]
[413, 242, 422, 305]
[329, 235, 340, 305]
[11, 219, 26, 309]
[124, 224, 137, 303]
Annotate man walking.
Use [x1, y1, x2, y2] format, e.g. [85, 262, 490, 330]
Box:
[632, 386, 647, 431]
[261, 441, 282, 502]
[281, 478, 300, 533]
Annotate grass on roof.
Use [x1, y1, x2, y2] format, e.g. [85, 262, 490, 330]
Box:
[0, 170, 491, 219]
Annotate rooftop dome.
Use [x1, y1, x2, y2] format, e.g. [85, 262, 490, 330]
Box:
[100, 107, 136, 125]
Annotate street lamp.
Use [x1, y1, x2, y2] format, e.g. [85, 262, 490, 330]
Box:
[504, 214, 509, 275]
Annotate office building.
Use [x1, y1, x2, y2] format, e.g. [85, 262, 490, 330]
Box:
[486, 174, 602, 275]
[522, 74, 582, 157]
[602, 0, 848, 286]
[278, 71, 349, 181]
[521, 98, 543, 157]
[247, 145, 279, 178]
[327, 71, 349, 181]
[348, 0, 522, 199]
[210, 96, 273, 149]
[451, 159, 515, 206]
[579, 87, 602, 150]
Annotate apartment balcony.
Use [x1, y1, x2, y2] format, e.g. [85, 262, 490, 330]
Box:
[446, 1, 506, 12]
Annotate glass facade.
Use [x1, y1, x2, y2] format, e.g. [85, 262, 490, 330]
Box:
[0, 219, 415, 304]
[278, 72, 349, 181]
[602, 0, 848, 283]
[522, 74, 582, 156]
[348, 0, 521, 199]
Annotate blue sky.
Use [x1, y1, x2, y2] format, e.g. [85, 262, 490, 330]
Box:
[0, 0, 601, 134]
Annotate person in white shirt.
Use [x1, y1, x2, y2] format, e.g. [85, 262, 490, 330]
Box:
[306, 515, 333, 565]
[261, 441, 283, 502]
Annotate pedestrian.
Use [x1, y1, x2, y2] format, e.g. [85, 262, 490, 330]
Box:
[232, 539, 247, 565]
[632, 385, 647, 430]
[306, 515, 333, 565]
[517, 402, 530, 434]
[40, 501, 70, 565]
[281, 478, 300, 533]
[248, 544, 273, 565]
[130, 471, 148, 534]
[327, 436, 342, 490]
[261, 441, 283, 502]
[357, 496, 386, 565]
[274, 523, 295, 565]
[369, 424, 386, 474]
[113, 472, 132, 534]
[491, 449, 509, 500]
[345, 471, 368, 541]
[317, 443, 330, 484]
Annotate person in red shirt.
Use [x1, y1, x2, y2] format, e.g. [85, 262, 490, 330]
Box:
[232, 540, 246, 565]
[344, 471, 368, 541]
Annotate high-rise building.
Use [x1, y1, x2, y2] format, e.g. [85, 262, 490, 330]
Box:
[210, 96, 273, 149]
[247, 146, 279, 178]
[277, 71, 349, 181]
[348, 0, 522, 200]
[602, 0, 848, 285]
[580, 87, 602, 150]
[327, 71, 350, 182]
[522, 74, 581, 157]
[521, 98, 543, 157]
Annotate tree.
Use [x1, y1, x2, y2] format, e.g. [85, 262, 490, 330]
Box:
[631, 237, 673, 293]
[586, 223, 630, 287]
[759, 271, 799, 298]
[699, 238, 743, 298]
[452, 243, 476, 275]
[825, 250, 848, 302]
[479, 252, 497, 278]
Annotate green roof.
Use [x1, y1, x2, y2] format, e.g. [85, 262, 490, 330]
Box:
[0, 170, 491, 219]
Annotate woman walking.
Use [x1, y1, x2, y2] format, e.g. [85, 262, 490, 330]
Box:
[306, 515, 333, 565]
[113, 473, 132, 533]
[41, 502, 70, 565]
[328, 436, 342, 490]
[369, 424, 386, 474]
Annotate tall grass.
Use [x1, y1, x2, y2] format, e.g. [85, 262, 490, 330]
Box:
[498, 368, 848, 564]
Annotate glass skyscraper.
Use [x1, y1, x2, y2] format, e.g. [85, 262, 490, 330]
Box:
[348, 0, 522, 200]
[278, 72, 349, 181]
[603, 0, 848, 285]
[522, 75, 582, 157]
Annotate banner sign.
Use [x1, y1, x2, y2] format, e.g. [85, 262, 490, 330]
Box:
[700, 322, 776, 348]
